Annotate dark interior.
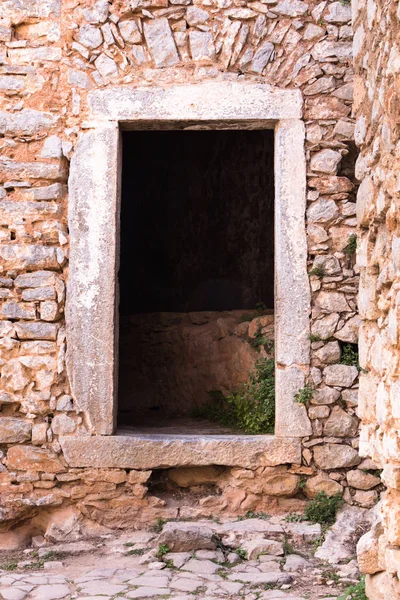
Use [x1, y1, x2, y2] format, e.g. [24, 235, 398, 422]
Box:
[118, 129, 275, 426]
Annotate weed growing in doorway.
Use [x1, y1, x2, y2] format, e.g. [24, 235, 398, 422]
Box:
[309, 265, 326, 278]
[193, 358, 275, 434]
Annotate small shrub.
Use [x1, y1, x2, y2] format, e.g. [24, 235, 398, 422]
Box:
[235, 548, 248, 560]
[341, 344, 359, 367]
[338, 576, 367, 600]
[164, 559, 174, 569]
[154, 517, 166, 533]
[309, 265, 326, 278]
[250, 327, 274, 352]
[283, 538, 295, 555]
[1, 562, 17, 571]
[239, 313, 254, 323]
[343, 233, 357, 255]
[156, 544, 171, 559]
[194, 358, 275, 434]
[305, 492, 343, 526]
[245, 511, 270, 520]
[295, 384, 313, 405]
[284, 513, 305, 523]
[125, 548, 145, 556]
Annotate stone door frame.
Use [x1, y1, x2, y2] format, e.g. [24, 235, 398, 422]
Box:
[66, 81, 312, 442]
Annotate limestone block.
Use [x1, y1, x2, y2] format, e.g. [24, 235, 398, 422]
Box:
[22, 183, 66, 201]
[310, 149, 342, 174]
[0, 159, 67, 182]
[1, 359, 30, 391]
[314, 341, 341, 364]
[357, 176, 376, 227]
[76, 24, 103, 49]
[334, 315, 361, 343]
[32, 423, 48, 445]
[323, 406, 359, 437]
[0, 201, 61, 221]
[83, 0, 109, 23]
[306, 97, 351, 119]
[324, 364, 358, 387]
[0, 418, 31, 443]
[67, 68, 93, 90]
[0, 301, 36, 320]
[143, 18, 179, 68]
[60, 434, 302, 469]
[242, 538, 284, 559]
[275, 367, 312, 437]
[250, 41, 275, 74]
[94, 54, 118, 79]
[261, 466, 299, 496]
[14, 321, 58, 340]
[347, 469, 380, 490]
[313, 444, 361, 469]
[315, 291, 351, 313]
[354, 489, 378, 507]
[342, 388, 359, 406]
[41, 136, 63, 159]
[7, 47, 62, 63]
[0, 245, 59, 272]
[118, 20, 141, 43]
[272, 0, 309, 16]
[186, 6, 210, 24]
[6, 446, 65, 473]
[157, 522, 216, 551]
[303, 472, 343, 498]
[51, 414, 76, 435]
[358, 374, 378, 422]
[307, 198, 339, 223]
[311, 314, 340, 340]
[189, 31, 215, 62]
[324, 1, 352, 22]
[357, 528, 382, 574]
[315, 506, 372, 564]
[308, 405, 330, 419]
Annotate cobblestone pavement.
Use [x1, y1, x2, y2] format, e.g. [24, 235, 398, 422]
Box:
[0, 517, 362, 600]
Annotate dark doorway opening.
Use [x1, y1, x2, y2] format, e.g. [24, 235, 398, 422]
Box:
[118, 129, 275, 429]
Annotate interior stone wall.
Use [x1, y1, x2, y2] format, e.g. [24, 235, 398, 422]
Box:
[353, 0, 400, 596]
[0, 0, 371, 543]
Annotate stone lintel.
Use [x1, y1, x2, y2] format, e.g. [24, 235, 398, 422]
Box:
[60, 434, 302, 469]
[88, 82, 303, 123]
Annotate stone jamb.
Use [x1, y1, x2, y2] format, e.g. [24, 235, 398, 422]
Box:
[66, 82, 311, 450]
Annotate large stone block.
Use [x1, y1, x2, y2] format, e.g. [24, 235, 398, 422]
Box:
[143, 18, 179, 68]
[0, 159, 67, 182]
[313, 444, 361, 469]
[274, 366, 312, 437]
[0, 245, 59, 272]
[0, 110, 57, 136]
[59, 434, 302, 469]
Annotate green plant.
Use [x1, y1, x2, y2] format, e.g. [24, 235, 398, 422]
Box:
[164, 559, 174, 568]
[125, 548, 145, 556]
[341, 344, 360, 368]
[344, 233, 357, 255]
[154, 518, 166, 533]
[156, 544, 171, 559]
[284, 513, 305, 522]
[283, 538, 295, 555]
[1, 562, 18, 571]
[340, 0, 351, 5]
[299, 477, 307, 490]
[309, 265, 326, 278]
[245, 511, 270, 520]
[239, 313, 254, 323]
[250, 327, 273, 352]
[308, 333, 322, 342]
[194, 358, 275, 434]
[235, 548, 248, 560]
[305, 492, 343, 525]
[338, 576, 367, 600]
[295, 384, 313, 405]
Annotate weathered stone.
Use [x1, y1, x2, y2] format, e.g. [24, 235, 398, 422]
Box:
[308, 405, 330, 419]
[325, 1, 352, 22]
[168, 466, 223, 487]
[52, 414, 76, 435]
[316, 506, 373, 564]
[83, 0, 109, 23]
[143, 18, 179, 68]
[311, 314, 340, 340]
[354, 490, 378, 507]
[0, 245, 59, 272]
[94, 54, 118, 79]
[261, 466, 299, 496]
[334, 315, 361, 343]
[315, 291, 351, 313]
[157, 522, 215, 551]
[304, 472, 343, 498]
[0, 160, 67, 182]
[60, 434, 301, 469]
[189, 31, 215, 62]
[76, 24, 103, 49]
[306, 97, 351, 119]
[119, 20, 141, 43]
[272, 0, 308, 16]
[324, 364, 359, 387]
[357, 526, 382, 574]
[315, 341, 341, 365]
[14, 322, 58, 340]
[307, 198, 339, 223]
[0, 418, 31, 443]
[242, 538, 284, 558]
[310, 149, 342, 174]
[186, 6, 209, 24]
[41, 136, 63, 159]
[8, 48, 62, 63]
[250, 41, 275, 74]
[313, 444, 361, 469]
[0, 110, 57, 136]
[308, 176, 353, 194]
[347, 469, 380, 490]
[6, 446, 65, 473]
[0, 201, 61, 221]
[324, 406, 359, 437]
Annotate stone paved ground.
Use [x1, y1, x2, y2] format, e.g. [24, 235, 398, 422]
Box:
[0, 516, 362, 600]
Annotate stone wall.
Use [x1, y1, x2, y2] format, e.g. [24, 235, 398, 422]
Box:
[353, 0, 400, 596]
[0, 0, 374, 543]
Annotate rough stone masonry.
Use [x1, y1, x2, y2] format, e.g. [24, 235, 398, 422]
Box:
[0, 0, 374, 546]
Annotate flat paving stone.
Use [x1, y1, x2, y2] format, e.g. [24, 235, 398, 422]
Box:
[78, 582, 127, 595]
[182, 559, 219, 574]
[170, 577, 204, 592]
[0, 588, 27, 600]
[30, 584, 71, 600]
[126, 587, 171, 598]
